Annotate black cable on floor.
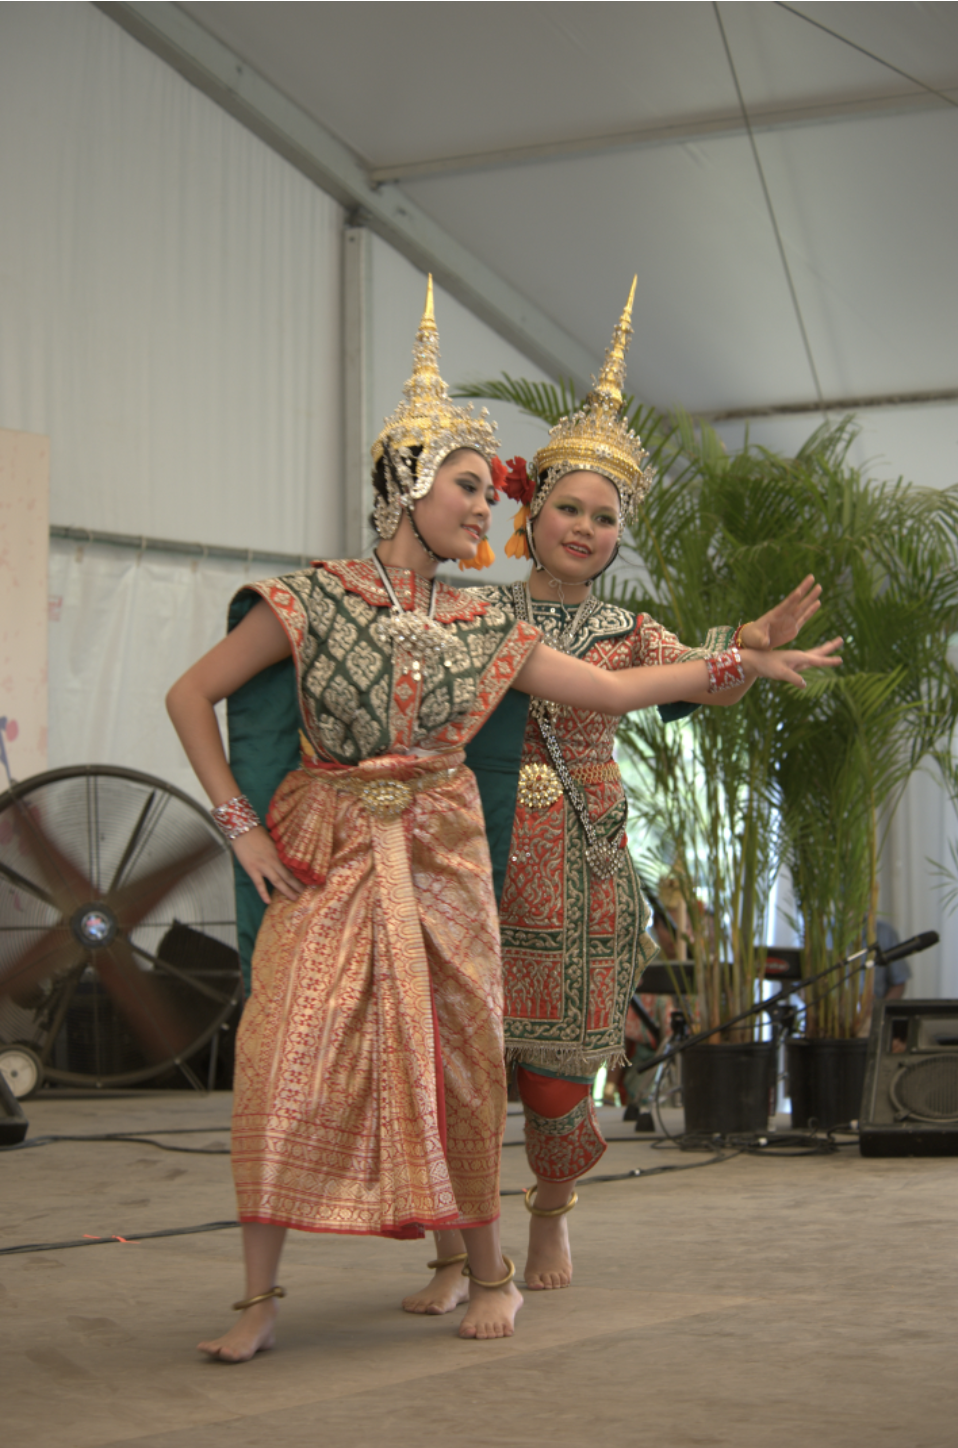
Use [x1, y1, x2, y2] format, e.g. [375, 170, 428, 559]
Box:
[0, 1126, 231, 1155]
[0, 1221, 239, 1256]
[650, 1126, 860, 1157]
[0, 1118, 853, 1256]
[0, 1119, 747, 1255]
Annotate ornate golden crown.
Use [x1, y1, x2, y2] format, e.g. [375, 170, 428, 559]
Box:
[371, 276, 498, 539]
[530, 278, 654, 525]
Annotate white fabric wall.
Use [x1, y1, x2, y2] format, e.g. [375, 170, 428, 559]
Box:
[0, 3, 344, 559]
[47, 539, 261, 804]
[0, 2, 341, 803]
[0, 8, 561, 803]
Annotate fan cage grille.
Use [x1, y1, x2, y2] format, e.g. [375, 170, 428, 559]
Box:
[0, 765, 240, 1087]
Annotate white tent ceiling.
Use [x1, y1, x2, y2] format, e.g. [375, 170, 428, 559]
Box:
[111, 0, 958, 484]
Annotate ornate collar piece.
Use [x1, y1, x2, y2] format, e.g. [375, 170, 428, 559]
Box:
[319, 558, 489, 623]
[371, 552, 451, 681]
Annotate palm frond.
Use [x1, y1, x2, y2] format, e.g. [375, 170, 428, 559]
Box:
[452, 374, 581, 428]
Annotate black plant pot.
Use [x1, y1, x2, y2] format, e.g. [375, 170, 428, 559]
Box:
[682, 1042, 776, 1135]
[786, 1037, 869, 1130]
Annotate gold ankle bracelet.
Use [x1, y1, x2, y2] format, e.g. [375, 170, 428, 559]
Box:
[524, 1185, 578, 1217]
[426, 1252, 469, 1270]
[461, 1254, 516, 1289]
[232, 1286, 287, 1311]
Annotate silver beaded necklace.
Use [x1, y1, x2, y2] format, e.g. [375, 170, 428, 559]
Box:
[512, 581, 623, 878]
[519, 581, 600, 656]
[371, 552, 450, 682]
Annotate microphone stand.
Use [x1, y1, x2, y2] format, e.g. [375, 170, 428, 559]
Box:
[631, 931, 937, 1082]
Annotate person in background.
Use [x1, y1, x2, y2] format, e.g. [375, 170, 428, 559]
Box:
[873, 919, 911, 1001]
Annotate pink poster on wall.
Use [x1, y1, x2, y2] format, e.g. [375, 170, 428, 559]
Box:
[0, 430, 49, 786]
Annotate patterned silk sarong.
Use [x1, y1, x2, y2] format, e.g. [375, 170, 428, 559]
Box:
[231, 749, 506, 1240]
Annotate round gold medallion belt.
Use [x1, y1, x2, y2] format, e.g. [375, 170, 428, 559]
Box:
[517, 760, 619, 810]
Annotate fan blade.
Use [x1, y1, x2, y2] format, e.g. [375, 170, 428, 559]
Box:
[0, 858, 60, 912]
[3, 795, 92, 917]
[95, 935, 195, 1062]
[108, 839, 223, 931]
[106, 790, 156, 896]
[0, 926, 86, 1007]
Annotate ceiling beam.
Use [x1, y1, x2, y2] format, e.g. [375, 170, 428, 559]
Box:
[369, 89, 957, 185]
[698, 387, 958, 424]
[94, 2, 600, 391]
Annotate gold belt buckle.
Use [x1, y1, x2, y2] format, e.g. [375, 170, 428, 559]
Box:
[352, 777, 414, 820]
[517, 762, 563, 809]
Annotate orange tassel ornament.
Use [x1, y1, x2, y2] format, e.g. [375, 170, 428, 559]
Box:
[459, 537, 495, 571]
[504, 505, 531, 561]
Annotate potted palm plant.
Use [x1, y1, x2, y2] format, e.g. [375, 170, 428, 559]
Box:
[769, 431, 958, 1125]
[456, 374, 958, 1132]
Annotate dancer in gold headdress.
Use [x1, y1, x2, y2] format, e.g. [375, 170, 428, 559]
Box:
[167, 278, 839, 1358]
[403, 282, 825, 1312]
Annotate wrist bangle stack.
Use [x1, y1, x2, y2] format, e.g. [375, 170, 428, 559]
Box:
[732, 623, 746, 649]
[211, 794, 260, 841]
[706, 646, 746, 694]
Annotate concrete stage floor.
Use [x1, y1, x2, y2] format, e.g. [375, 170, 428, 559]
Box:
[2, 1090, 955, 1448]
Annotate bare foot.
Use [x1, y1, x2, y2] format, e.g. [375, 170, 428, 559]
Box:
[524, 1210, 573, 1290]
[198, 1300, 278, 1363]
[402, 1260, 471, 1316]
[458, 1280, 524, 1340]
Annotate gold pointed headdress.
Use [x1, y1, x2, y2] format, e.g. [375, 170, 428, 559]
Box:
[371, 276, 499, 538]
[529, 278, 654, 525]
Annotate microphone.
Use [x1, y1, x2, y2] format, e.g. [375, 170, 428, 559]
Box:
[871, 931, 939, 967]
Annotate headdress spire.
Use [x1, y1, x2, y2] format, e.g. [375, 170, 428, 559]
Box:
[527, 276, 653, 527]
[593, 275, 635, 411]
[371, 275, 498, 540]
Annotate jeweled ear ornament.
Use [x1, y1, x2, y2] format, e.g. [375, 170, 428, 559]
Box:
[458, 537, 495, 572]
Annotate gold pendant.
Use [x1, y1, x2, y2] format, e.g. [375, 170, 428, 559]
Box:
[517, 762, 564, 810]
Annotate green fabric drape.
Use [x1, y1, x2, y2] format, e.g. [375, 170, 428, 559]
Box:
[464, 687, 530, 906]
[226, 590, 301, 992]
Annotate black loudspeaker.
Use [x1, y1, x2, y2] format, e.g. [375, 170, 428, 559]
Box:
[859, 999, 958, 1157]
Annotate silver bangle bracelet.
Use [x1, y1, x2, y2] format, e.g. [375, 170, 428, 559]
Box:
[706, 646, 746, 694]
[210, 794, 261, 841]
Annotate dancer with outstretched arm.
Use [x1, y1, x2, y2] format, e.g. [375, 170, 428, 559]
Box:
[404, 281, 826, 1313]
[167, 280, 840, 1359]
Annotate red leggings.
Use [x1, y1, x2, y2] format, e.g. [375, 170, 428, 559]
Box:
[515, 1066, 606, 1182]
[515, 1066, 591, 1116]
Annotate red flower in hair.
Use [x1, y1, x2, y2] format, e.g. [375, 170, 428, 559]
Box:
[500, 456, 536, 507]
[490, 456, 508, 498]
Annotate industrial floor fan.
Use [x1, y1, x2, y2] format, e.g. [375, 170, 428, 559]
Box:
[0, 765, 242, 1096]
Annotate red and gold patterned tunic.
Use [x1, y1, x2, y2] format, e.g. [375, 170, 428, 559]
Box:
[469, 585, 733, 1080]
[228, 561, 539, 1239]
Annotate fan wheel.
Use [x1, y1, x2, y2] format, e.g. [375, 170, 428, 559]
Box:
[0, 765, 241, 1088]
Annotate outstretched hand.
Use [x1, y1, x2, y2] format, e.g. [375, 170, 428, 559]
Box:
[742, 637, 843, 690]
[739, 575, 822, 652]
[231, 825, 305, 904]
